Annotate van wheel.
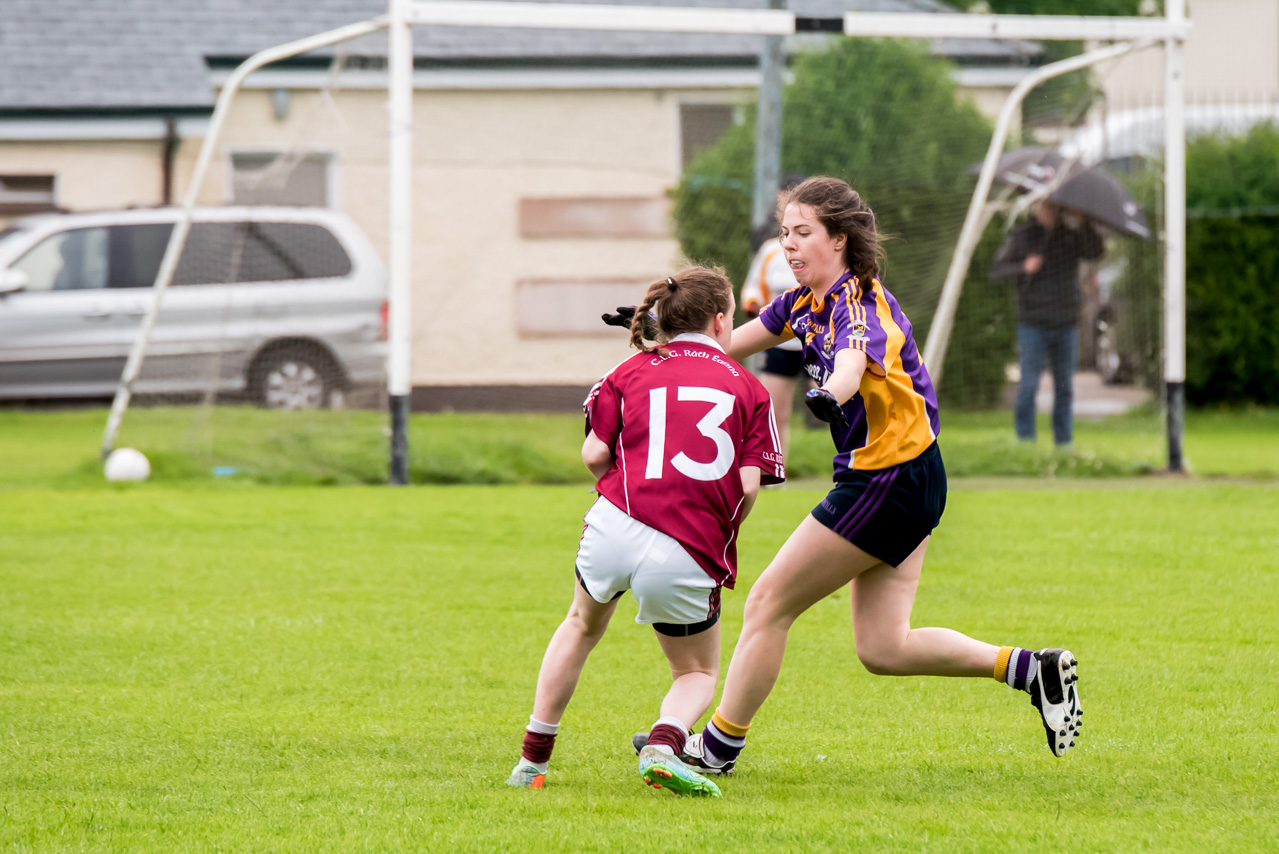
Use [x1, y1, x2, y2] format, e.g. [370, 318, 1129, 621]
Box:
[253, 346, 332, 410]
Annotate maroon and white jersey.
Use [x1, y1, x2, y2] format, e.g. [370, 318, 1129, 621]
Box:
[583, 333, 785, 588]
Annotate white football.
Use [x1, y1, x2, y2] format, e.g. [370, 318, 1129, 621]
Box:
[104, 447, 151, 482]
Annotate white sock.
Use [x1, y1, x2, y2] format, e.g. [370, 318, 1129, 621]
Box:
[517, 716, 558, 773]
[1005, 648, 1038, 692]
[526, 715, 559, 735]
[648, 715, 687, 755]
[651, 715, 687, 732]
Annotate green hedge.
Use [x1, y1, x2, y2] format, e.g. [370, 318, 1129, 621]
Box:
[1116, 124, 1279, 404]
[1184, 124, 1279, 405]
[671, 37, 1012, 406]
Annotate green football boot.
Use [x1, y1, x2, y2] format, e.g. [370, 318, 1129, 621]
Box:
[638, 746, 721, 798]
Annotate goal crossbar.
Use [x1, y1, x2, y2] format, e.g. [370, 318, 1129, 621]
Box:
[407, 1, 1190, 41]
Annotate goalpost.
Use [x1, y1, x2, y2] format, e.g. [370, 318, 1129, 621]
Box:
[103, 0, 1191, 479]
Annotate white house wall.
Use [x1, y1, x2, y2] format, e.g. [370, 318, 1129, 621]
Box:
[205, 85, 716, 391]
[1093, 0, 1279, 104]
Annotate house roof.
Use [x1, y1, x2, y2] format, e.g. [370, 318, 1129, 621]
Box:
[0, 0, 1040, 114]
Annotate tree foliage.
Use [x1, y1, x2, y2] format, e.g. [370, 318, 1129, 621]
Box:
[1113, 124, 1279, 405]
[1183, 124, 1279, 405]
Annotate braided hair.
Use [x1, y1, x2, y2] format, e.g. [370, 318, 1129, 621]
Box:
[630, 266, 733, 358]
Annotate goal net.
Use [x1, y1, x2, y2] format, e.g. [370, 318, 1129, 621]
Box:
[106, 47, 392, 484]
[99, 3, 1189, 482]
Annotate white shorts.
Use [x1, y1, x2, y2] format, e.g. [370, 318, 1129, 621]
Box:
[575, 496, 720, 630]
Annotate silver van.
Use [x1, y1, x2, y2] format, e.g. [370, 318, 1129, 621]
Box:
[0, 207, 386, 408]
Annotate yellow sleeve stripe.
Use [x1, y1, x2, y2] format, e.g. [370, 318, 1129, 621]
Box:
[994, 646, 1013, 682]
[845, 278, 869, 350]
[856, 278, 866, 335]
[872, 281, 904, 374]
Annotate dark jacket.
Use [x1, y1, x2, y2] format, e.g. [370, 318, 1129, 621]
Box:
[991, 220, 1104, 329]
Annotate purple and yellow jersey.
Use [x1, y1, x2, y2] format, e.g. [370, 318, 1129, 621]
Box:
[759, 271, 940, 473]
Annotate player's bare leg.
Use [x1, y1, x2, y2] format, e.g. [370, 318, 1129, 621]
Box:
[715, 515, 879, 730]
[850, 537, 998, 677]
[532, 582, 618, 724]
[655, 625, 719, 727]
[636, 615, 724, 796]
[509, 582, 618, 788]
[852, 538, 1081, 755]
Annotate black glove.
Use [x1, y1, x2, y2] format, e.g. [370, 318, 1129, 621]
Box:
[602, 306, 658, 339]
[805, 388, 849, 429]
[601, 306, 635, 328]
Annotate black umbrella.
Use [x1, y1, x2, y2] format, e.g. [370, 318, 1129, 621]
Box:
[972, 146, 1074, 192]
[972, 147, 1152, 240]
[1047, 166, 1152, 240]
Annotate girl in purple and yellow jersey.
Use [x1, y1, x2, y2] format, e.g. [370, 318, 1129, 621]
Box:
[682, 177, 1083, 775]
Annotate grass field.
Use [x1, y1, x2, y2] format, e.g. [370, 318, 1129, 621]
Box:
[1, 404, 1277, 490]
[3, 476, 1278, 851]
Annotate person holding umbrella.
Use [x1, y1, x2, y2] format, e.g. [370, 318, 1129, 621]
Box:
[993, 199, 1104, 447]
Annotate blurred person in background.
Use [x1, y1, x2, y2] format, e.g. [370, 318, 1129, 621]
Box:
[992, 201, 1104, 447]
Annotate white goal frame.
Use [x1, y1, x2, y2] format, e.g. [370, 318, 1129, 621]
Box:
[103, 0, 1192, 477]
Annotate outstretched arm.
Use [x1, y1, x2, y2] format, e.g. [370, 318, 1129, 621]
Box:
[727, 317, 787, 362]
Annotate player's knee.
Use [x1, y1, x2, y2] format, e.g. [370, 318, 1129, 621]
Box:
[746, 570, 792, 623]
[669, 662, 717, 683]
[856, 639, 905, 676]
[742, 581, 798, 631]
[565, 606, 609, 640]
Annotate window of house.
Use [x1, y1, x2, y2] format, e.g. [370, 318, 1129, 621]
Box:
[679, 104, 736, 170]
[0, 175, 57, 216]
[230, 152, 332, 208]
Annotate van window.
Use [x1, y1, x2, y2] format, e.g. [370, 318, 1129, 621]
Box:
[108, 223, 173, 288]
[174, 223, 236, 285]
[174, 221, 351, 285]
[12, 227, 108, 292]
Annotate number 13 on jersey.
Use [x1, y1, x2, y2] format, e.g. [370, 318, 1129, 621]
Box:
[645, 386, 736, 483]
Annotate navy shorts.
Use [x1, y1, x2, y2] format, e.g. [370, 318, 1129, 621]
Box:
[810, 442, 947, 567]
[761, 346, 804, 378]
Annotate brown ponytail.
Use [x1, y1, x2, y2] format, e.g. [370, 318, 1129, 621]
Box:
[630, 266, 733, 357]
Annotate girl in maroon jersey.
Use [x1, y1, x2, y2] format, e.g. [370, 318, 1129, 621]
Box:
[509, 266, 784, 797]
